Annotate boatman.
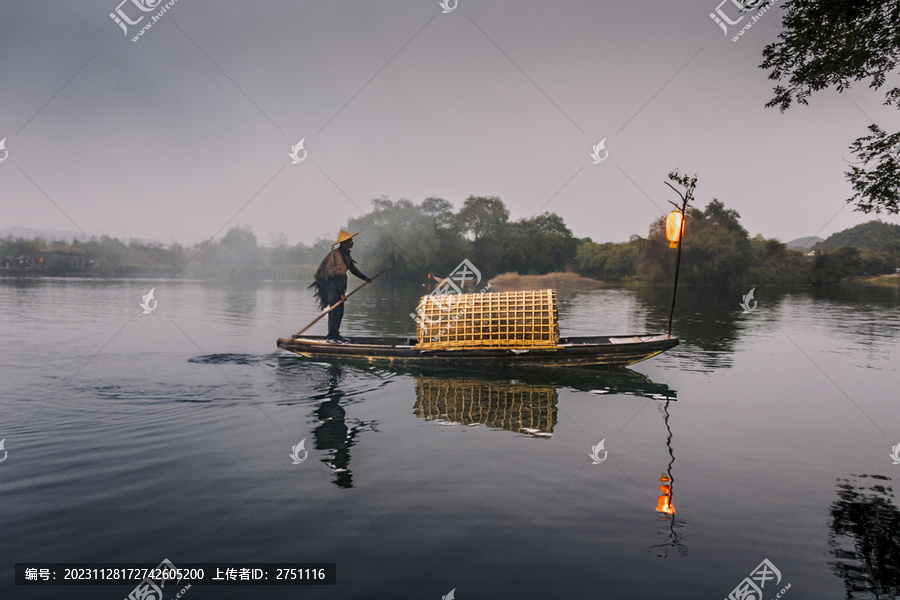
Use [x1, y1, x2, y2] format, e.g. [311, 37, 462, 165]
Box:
[311, 230, 371, 343]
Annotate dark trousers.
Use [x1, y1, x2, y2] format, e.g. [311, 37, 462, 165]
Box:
[318, 279, 346, 339]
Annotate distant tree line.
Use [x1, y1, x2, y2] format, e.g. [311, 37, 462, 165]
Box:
[3, 195, 899, 285]
[0, 227, 334, 280]
[344, 195, 577, 279]
[580, 201, 900, 286]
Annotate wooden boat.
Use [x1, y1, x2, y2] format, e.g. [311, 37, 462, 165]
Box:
[276, 333, 678, 368]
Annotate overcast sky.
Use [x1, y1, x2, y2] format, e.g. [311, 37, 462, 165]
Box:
[1, 0, 899, 248]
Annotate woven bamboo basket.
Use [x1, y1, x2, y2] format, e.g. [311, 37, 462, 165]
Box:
[413, 289, 559, 350]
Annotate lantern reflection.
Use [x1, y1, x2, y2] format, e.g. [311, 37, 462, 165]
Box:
[651, 399, 687, 558]
[655, 473, 674, 515]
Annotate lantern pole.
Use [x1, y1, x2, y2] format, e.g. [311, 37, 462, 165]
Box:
[664, 175, 695, 338]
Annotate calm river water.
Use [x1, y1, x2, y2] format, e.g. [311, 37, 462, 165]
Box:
[1, 279, 898, 599]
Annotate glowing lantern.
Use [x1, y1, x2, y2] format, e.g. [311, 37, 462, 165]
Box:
[665, 211, 683, 248]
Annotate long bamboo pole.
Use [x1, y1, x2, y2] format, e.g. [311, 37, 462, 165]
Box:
[293, 271, 385, 338]
[667, 210, 686, 338]
[664, 178, 692, 339]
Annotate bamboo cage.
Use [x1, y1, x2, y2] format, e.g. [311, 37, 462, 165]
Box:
[414, 289, 559, 350]
[413, 377, 557, 436]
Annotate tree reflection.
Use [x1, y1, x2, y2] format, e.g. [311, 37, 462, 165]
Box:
[634, 285, 743, 371]
[828, 474, 899, 598]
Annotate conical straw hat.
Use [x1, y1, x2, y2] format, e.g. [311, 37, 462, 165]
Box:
[333, 230, 358, 246]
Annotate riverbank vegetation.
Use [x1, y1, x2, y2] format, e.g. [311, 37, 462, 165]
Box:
[3, 196, 899, 286]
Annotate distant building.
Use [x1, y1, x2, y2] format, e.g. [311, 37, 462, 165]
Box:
[1, 249, 93, 273]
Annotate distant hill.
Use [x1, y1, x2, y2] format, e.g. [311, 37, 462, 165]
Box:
[815, 221, 900, 251]
[785, 236, 823, 250]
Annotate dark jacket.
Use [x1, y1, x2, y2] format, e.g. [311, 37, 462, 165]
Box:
[311, 246, 367, 308]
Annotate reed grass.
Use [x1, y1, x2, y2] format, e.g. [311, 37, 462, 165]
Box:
[487, 272, 604, 293]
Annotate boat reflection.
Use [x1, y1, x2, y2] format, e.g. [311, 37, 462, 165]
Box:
[275, 361, 678, 498]
[828, 474, 899, 597]
[410, 367, 689, 555]
[405, 368, 676, 438]
[414, 377, 558, 437]
[406, 365, 675, 437]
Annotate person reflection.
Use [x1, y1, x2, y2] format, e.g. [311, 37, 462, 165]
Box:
[311, 364, 373, 489]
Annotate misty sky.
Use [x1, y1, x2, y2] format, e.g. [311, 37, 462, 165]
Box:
[1, 0, 899, 249]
